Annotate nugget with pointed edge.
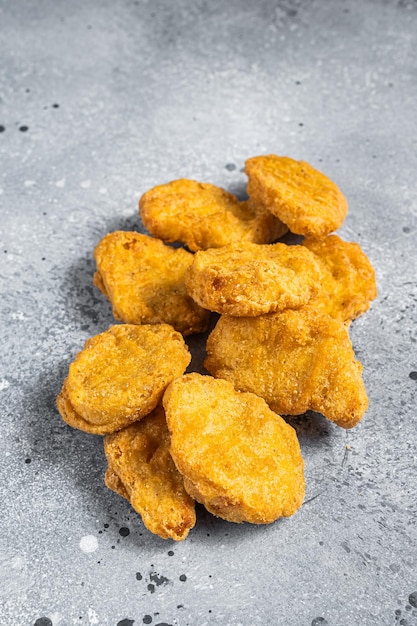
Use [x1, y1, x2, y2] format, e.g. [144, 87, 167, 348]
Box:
[245, 155, 348, 238]
[303, 234, 377, 323]
[139, 178, 288, 251]
[185, 241, 322, 316]
[163, 373, 305, 524]
[104, 404, 196, 541]
[56, 324, 191, 435]
[205, 307, 368, 428]
[93, 231, 210, 336]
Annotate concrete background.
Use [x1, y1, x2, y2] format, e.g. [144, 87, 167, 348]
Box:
[0, 0, 416, 624]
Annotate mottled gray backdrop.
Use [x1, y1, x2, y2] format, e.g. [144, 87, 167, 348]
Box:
[0, 0, 416, 625]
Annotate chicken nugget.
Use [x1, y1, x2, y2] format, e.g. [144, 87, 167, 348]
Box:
[93, 231, 210, 336]
[56, 324, 191, 435]
[104, 404, 196, 541]
[185, 241, 322, 316]
[205, 308, 368, 428]
[139, 178, 287, 251]
[163, 373, 305, 524]
[245, 155, 348, 238]
[303, 234, 377, 323]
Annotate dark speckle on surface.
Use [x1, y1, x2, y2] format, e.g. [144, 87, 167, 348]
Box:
[117, 620, 135, 626]
[225, 163, 236, 171]
[34, 619, 53, 626]
[311, 619, 329, 626]
[147, 583, 155, 593]
[0, 125, 5, 132]
[150, 572, 169, 587]
[135, 572, 143, 581]
[25, 458, 31, 464]
[167, 550, 174, 556]
[143, 616, 152, 624]
[119, 526, 130, 537]
[19, 125, 29, 132]
[179, 574, 187, 582]
[409, 592, 417, 608]
[409, 371, 417, 380]
[52, 103, 60, 108]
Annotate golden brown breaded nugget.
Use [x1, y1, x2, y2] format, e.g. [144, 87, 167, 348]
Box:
[163, 373, 305, 524]
[185, 242, 322, 316]
[205, 308, 368, 428]
[105, 463, 130, 500]
[56, 324, 191, 435]
[93, 231, 210, 336]
[303, 235, 377, 323]
[245, 155, 348, 238]
[104, 404, 196, 541]
[139, 178, 287, 251]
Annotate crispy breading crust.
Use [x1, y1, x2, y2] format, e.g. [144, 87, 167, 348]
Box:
[104, 464, 130, 500]
[163, 373, 305, 524]
[104, 405, 196, 541]
[56, 324, 191, 435]
[205, 308, 368, 428]
[93, 231, 210, 336]
[303, 235, 377, 322]
[139, 178, 287, 251]
[185, 241, 322, 316]
[245, 155, 348, 238]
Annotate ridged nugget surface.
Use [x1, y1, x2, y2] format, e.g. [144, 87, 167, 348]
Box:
[163, 373, 305, 524]
[185, 241, 322, 316]
[93, 231, 210, 336]
[205, 308, 368, 429]
[104, 404, 196, 541]
[245, 155, 348, 238]
[303, 235, 377, 323]
[139, 178, 287, 251]
[56, 324, 191, 435]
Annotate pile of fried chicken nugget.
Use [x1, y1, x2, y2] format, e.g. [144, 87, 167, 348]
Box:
[56, 155, 377, 541]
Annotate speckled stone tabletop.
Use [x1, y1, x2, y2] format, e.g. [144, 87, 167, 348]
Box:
[1, 1, 416, 625]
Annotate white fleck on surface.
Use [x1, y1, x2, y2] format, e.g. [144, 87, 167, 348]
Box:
[80, 179, 91, 188]
[0, 379, 10, 391]
[55, 178, 66, 188]
[99, 186, 107, 194]
[0, 188, 3, 195]
[24, 180, 36, 187]
[79, 535, 98, 553]
[0, 552, 33, 599]
[10, 311, 26, 321]
[88, 608, 99, 624]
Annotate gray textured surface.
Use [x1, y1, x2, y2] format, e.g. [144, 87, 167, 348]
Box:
[1, 0, 416, 624]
